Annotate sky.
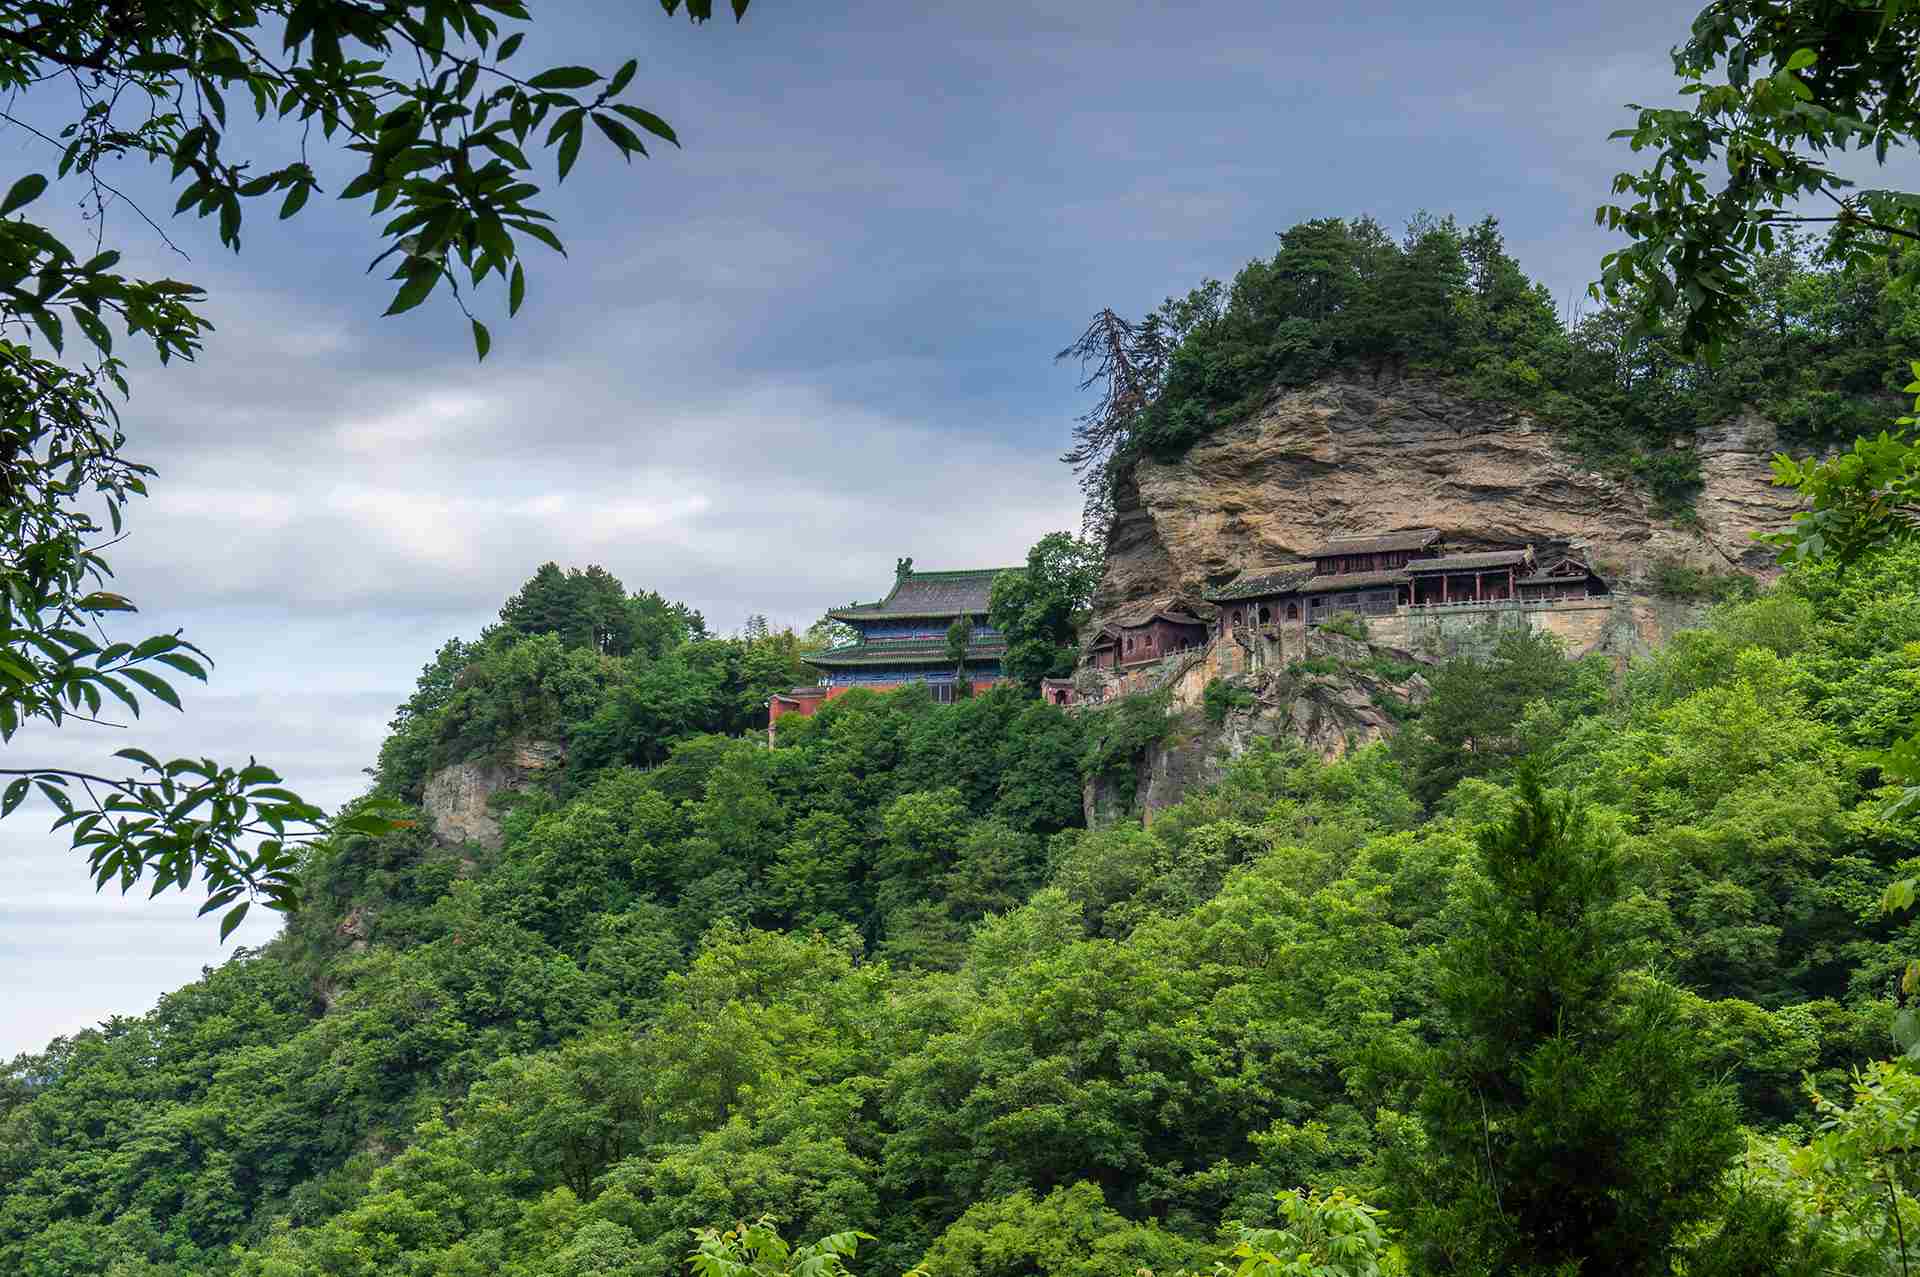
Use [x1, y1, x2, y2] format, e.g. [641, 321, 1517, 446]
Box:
[0, 0, 1750, 1053]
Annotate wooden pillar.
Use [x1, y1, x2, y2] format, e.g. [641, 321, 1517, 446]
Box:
[1441, 575, 1448, 605]
[1474, 573, 1482, 602]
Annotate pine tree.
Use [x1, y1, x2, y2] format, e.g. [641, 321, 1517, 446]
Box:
[1396, 769, 1743, 1277]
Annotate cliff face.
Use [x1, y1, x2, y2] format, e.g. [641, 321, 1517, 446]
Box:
[1084, 630, 1431, 825]
[1095, 368, 1804, 624]
[421, 738, 563, 852]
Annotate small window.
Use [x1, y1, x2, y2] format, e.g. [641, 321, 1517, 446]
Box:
[1286, 601, 1299, 620]
[928, 681, 956, 705]
[1258, 605, 1271, 625]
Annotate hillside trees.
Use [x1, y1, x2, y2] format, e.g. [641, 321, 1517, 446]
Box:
[1391, 628, 1605, 806]
[12, 539, 1920, 1275]
[988, 533, 1104, 689]
[1394, 771, 1744, 1275]
[0, 0, 752, 924]
[369, 563, 812, 800]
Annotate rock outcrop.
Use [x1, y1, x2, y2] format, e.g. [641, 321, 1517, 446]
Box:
[1095, 368, 1800, 627]
[1085, 630, 1431, 825]
[421, 739, 563, 852]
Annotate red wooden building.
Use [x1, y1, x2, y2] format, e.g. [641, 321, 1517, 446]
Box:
[1204, 531, 1608, 634]
[1088, 597, 1215, 670]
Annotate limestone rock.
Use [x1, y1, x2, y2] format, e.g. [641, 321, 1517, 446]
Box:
[1095, 368, 1798, 627]
[1084, 630, 1431, 825]
[421, 738, 563, 852]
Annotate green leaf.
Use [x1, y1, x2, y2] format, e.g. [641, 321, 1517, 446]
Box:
[2, 174, 47, 217]
[383, 266, 439, 317]
[497, 33, 525, 60]
[1784, 47, 1818, 71]
[1, 777, 29, 818]
[219, 900, 251, 942]
[121, 667, 184, 711]
[154, 652, 210, 681]
[557, 119, 584, 180]
[528, 66, 600, 90]
[472, 318, 491, 361]
[610, 103, 680, 146]
[592, 113, 647, 158]
[509, 261, 526, 315]
[279, 182, 311, 219]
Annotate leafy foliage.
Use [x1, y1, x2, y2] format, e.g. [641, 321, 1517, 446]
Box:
[1225, 1189, 1393, 1277]
[987, 533, 1104, 690]
[0, 0, 749, 925]
[1392, 770, 1743, 1276]
[1390, 628, 1600, 807]
[1203, 676, 1255, 724]
[1596, 1, 1920, 354]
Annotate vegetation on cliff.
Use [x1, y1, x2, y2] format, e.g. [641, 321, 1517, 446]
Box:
[5, 538, 1920, 1276]
[1062, 219, 1920, 529]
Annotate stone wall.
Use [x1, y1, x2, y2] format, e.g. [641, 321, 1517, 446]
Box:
[1362, 594, 1700, 663]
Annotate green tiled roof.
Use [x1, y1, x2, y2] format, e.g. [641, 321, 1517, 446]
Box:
[804, 635, 1008, 669]
[828, 567, 1018, 621]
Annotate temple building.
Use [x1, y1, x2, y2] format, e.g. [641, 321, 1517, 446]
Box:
[1086, 596, 1215, 671]
[1205, 530, 1607, 636]
[768, 561, 1014, 732]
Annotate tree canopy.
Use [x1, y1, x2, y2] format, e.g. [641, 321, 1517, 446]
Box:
[987, 532, 1103, 690]
[5, 544, 1920, 1276]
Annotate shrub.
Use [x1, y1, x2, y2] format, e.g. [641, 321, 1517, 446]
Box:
[1080, 691, 1173, 804]
[1203, 677, 1255, 724]
[1649, 557, 1760, 603]
[1318, 611, 1370, 641]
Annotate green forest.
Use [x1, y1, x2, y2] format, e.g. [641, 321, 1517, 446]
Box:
[6, 540, 1920, 1277]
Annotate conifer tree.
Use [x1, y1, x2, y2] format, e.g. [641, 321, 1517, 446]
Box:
[1396, 769, 1742, 1277]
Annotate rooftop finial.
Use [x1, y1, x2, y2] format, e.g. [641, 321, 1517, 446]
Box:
[895, 556, 914, 581]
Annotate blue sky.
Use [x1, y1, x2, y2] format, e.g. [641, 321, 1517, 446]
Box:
[2, 0, 1727, 1053]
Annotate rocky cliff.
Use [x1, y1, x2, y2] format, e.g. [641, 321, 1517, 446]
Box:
[1084, 629, 1431, 825]
[421, 738, 564, 852]
[1095, 368, 1803, 625]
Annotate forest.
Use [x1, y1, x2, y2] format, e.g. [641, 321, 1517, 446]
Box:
[4, 538, 1920, 1277]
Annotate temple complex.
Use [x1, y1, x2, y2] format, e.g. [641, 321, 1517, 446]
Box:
[772, 532, 1617, 728]
[1204, 531, 1607, 639]
[769, 560, 1014, 731]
